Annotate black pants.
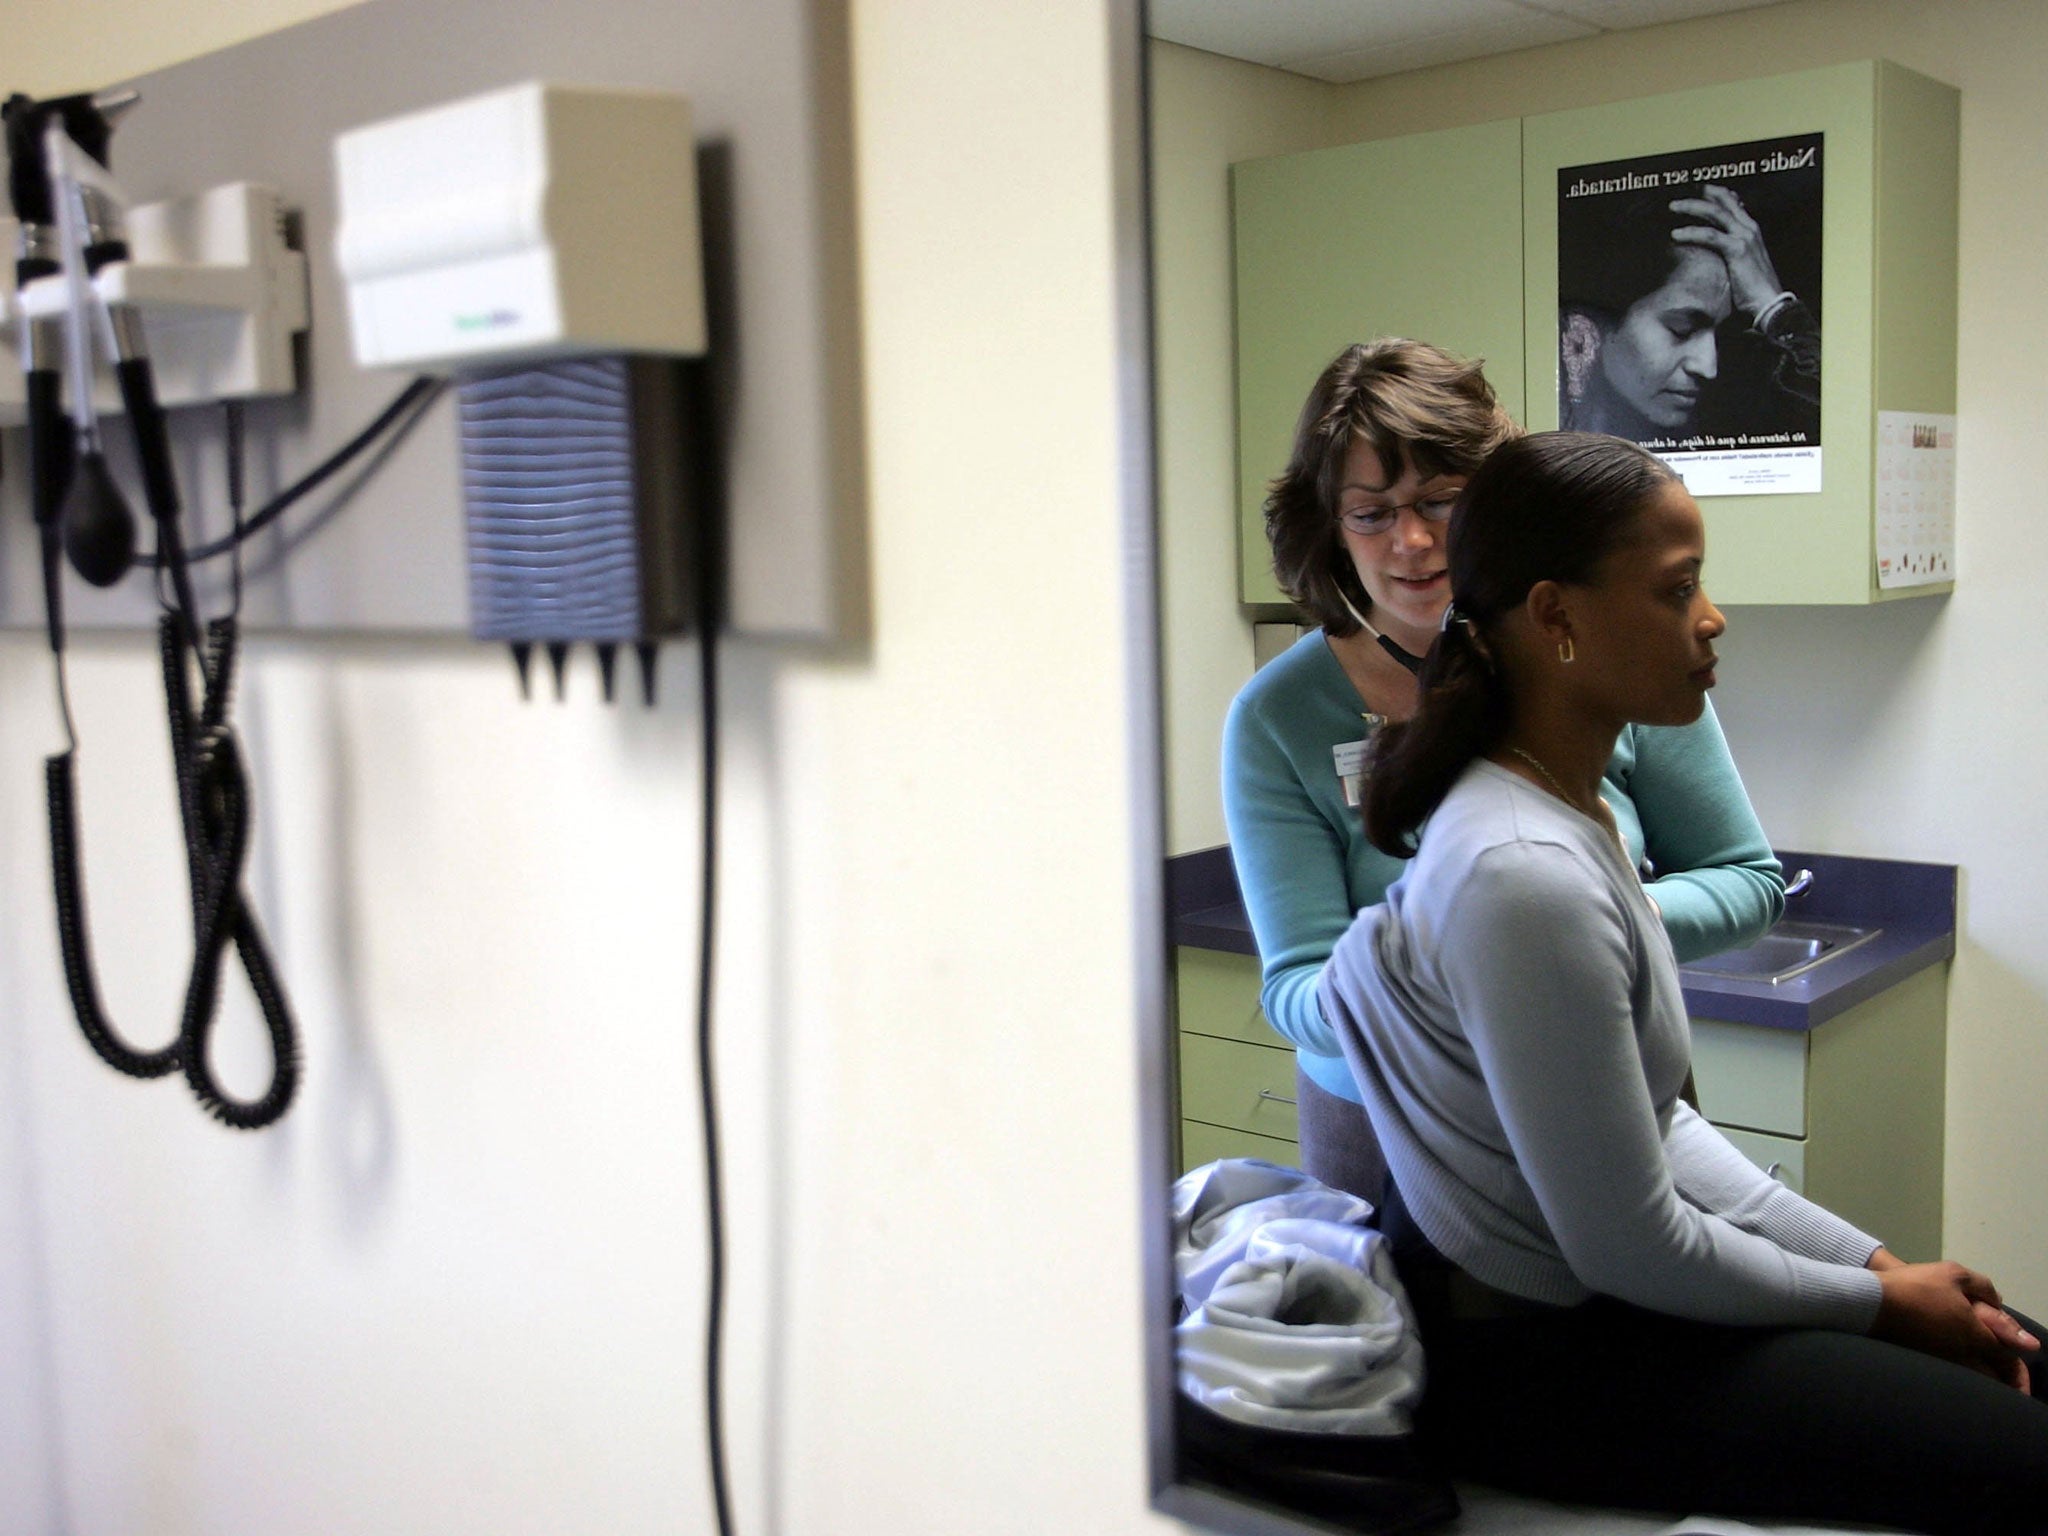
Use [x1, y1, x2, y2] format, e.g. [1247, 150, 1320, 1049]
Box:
[1310, 1075, 2048, 1529]
[1407, 1279, 2048, 1535]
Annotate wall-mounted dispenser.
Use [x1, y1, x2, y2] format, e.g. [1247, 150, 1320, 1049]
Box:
[333, 81, 711, 701]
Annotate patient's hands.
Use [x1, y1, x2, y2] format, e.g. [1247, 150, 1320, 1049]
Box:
[1976, 1302, 2038, 1395]
[1873, 1258, 2035, 1392]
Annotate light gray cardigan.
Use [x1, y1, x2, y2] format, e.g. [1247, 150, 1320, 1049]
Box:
[1319, 760, 1883, 1332]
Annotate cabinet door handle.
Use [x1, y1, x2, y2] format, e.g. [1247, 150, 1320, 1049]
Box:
[1257, 1089, 1297, 1108]
[1765, 1161, 1786, 1182]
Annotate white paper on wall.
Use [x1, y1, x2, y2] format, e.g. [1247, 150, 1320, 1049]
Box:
[1875, 411, 1956, 589]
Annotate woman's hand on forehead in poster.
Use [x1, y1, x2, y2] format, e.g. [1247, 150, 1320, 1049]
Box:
[1668, 183, 1788, 320]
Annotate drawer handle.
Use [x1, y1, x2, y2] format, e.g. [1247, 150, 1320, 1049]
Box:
[1257, 1089, 1297, 1108]
[1765, 1161, 1786, 1182]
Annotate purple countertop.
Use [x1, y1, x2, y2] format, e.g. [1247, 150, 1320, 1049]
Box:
[1167, 845, 1956, 1035]
[1675, 849, 1956, 1032]
[1166, 845, 1258, 957]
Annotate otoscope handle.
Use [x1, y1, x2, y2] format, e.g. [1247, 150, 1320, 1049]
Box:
[112, 355, 179, 525]
[23, 366, 71, 528]
[23, 367, 74, 650]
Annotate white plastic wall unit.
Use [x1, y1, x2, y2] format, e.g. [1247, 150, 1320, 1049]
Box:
[15, 182, 309, 409]
[333, 82, 706, 372]
[116, 182, 309, 404]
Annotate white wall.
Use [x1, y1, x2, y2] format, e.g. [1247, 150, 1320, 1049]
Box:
[0, 2, 1175, 1534]
[1153, 0, 2048, 1301]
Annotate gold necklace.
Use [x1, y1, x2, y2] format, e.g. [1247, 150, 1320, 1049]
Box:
[1507, 746, 1624, 852]
[1506, 746, 1569, 802]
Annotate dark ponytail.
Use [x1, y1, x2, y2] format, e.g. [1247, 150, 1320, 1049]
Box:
[1364, 613, 1509, 856]
[1362, 431, 1678, 858]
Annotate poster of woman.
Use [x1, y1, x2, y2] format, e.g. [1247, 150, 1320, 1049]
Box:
[1557, 131, 1823, 496]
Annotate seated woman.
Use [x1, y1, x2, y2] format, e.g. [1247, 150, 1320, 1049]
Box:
[1318, 431, 2048, 1534]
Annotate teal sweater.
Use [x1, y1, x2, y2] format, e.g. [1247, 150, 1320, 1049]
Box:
[1222, 629, 1784, 1104]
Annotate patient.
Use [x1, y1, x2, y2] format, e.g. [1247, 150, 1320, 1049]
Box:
[1319, 431, 2048, 1534]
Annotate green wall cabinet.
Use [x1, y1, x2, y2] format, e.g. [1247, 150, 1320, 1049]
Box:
[1232, 61, 1957, 608]
[1173, 947, 1300, 1173]
[1522, 61, 1958, 604]
[1232, 120, 1527, 608]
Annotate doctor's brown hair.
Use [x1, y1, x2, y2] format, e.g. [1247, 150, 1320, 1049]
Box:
[1363, 432, 1678, 857]
[1263, 339, 1517, 636]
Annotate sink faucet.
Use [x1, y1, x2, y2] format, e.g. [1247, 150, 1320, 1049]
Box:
[1785, 868, 1815, 899]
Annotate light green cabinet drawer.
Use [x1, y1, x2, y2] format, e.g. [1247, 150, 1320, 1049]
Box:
[1181, 1119, 1300, 1177]
[1174, 947, 1303, 1173]
[1715, 1126, 1807, 1196]
[1180, 1032, 1300, 1143]
[1691, 1018, 1808, 1137]
[1175, 947, 1288, 1048]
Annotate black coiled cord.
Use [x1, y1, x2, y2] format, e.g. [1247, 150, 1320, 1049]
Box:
[37, 371, 430, 1129]
[40, 340, 304, 1129]
[162, 613, 301, 1128]
[33, 373, 435, 1132]
[42, 612, 301, 1128]
[44, 749, 180, 1078]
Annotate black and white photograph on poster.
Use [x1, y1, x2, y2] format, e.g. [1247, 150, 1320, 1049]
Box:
[1557, 131, 1823, 496]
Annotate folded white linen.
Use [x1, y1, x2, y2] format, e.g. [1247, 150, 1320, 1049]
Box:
[1174, 1156, 1378, 1306]
[1172, 1158, 1424, 1435]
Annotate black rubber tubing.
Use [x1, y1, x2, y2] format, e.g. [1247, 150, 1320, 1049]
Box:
[41, 616, 300, 1127]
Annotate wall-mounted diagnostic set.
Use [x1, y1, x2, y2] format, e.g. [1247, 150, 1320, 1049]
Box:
[5, 88, 312, 1128]
[7, 78, 712, 1127]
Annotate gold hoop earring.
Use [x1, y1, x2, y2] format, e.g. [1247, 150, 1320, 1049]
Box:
[1557, 636, 1575, 665]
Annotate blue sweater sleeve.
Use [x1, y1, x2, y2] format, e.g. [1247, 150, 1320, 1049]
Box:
[1665, 1102, 1882, 1266]
[1438, 840, 1881, 1331]
[1220, 684, 1349, 1059]
[1616, 700, 1785, 962]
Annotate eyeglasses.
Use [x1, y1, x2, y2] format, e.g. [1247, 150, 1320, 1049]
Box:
[1336, 488, 1463, 537]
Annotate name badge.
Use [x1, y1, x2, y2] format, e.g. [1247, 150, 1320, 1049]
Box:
[1333, 737, 1368, 808]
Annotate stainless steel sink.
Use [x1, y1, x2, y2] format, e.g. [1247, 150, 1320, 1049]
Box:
[1680, 919, 1881, 984]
